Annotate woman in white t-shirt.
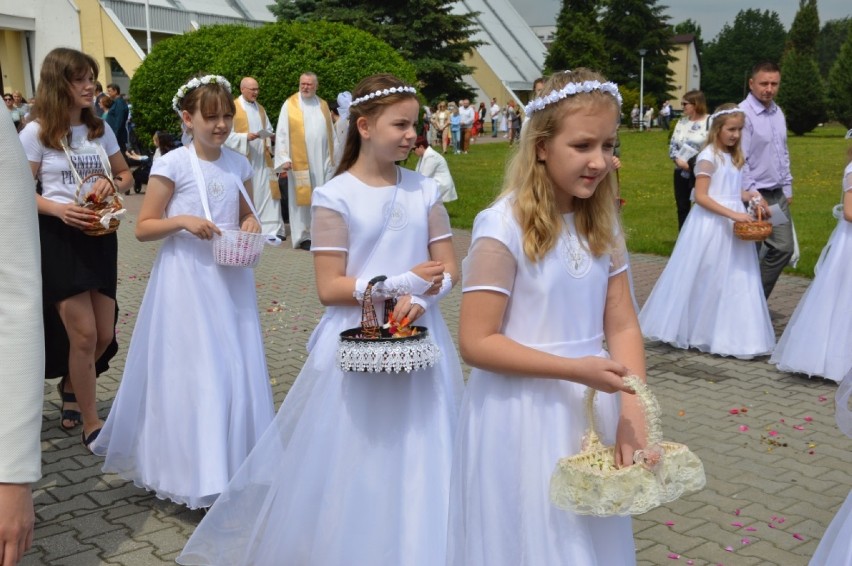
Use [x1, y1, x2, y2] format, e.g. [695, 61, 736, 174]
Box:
[19, 48, 131, 450]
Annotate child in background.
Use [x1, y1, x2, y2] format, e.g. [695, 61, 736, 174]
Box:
[770, 132, 852, 382]
[639, 104, 775, 359]
[447, 68, 645, 565]
[90, 75, 274, 509]
[178, 73, 464, 565]
[449, 102, 461, 154]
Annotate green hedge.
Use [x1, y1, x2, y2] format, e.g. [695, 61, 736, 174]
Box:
[129, 21, 417, 143]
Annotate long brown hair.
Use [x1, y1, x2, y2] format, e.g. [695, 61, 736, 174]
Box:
[34, 48, 104, 150]
[500, 68, 622, 261]
[334, 74, 418, 177]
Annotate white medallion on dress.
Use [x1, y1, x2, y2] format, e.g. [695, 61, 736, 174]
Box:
[385, 201, 408, 231]
[207, 179, 225, 201]
[561, 228, 592, 278]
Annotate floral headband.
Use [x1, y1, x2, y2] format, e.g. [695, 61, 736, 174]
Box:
[172, 75, 232, 113]
[349, 86, 417, 108]
[524, 80, 623, 117]
[710, 107, 744, 121]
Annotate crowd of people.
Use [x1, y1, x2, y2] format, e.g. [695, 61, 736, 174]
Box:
[2, 45, 851, 566]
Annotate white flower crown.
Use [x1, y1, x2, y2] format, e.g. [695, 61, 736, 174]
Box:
[524, 80, 623, 117]
[349, 86, 417, 108]
[172, 75, 232, 113]
[710, 107, 744, 121]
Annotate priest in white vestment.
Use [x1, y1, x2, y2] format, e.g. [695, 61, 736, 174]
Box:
[225, 77, 283, 240]
[274, 72, 334, 249]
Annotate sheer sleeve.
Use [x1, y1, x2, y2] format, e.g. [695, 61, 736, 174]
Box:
[844, 166, 852, 193]
[694, 156, 717, 178]
[462, 237, 517, 296]
[609, 229, 628, 277]
[310, 206, 348, 251]
[428, 201, 453, 243]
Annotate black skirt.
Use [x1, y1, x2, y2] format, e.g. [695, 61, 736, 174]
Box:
[39, 214, 119, 380]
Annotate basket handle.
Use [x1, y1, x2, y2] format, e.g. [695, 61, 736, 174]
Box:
[360, 275, 387, 337]
[583, 375, 663, 451]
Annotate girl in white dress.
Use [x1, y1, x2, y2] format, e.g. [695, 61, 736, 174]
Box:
[447, 69, 647, 566]
[90, 76, 275, 509]
[809, 368, 852, 565]
[178, 73, 464, 565]
[770, 146, 852, 382]
[639, 104, 775, 359]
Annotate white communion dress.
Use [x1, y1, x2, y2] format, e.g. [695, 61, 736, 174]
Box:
[639, 147, 775, 359]
[770, 162, 852, 382]
[446, 197, 636, 565]
[177, 167, 464, 565]
[90, 146, 275, 509]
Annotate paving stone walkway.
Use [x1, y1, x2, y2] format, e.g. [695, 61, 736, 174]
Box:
[22, 193, 850, 565]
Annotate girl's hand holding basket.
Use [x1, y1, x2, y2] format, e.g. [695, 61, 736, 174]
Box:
[239, 214, 261, 234]
[182, 216, 221, 240]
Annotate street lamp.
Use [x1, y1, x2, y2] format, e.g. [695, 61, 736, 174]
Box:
[638, 48, 647, 132]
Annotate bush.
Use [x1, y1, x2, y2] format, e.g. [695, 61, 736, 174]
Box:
[129, 21, 417, 141]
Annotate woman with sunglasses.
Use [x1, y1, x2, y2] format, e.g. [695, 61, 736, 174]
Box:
[4, 94, 22, 131]
[668, 90, 710, 230]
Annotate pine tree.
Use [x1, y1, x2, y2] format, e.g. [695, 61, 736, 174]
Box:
[599, 0, 675, 102]
[777, 0, 826, 135]
[268, 0, 482, 104]
[827, 31, 852, 127]
[672, 19, 704, 55]
[817, 18, 851, 78]
[544, 0, 606, 74]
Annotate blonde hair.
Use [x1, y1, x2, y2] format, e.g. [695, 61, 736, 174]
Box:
[705, 103, 745, 168]
[500, 68, 621, 262]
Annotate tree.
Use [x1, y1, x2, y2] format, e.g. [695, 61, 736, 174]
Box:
[776, 0, 825, 135]
[544, 0, 606, 74]
[817, 17, 851, 78]
[827, 31, 852, 127]
[268, 0, 482, 104]
[129, 22, 416, 141]
[599, 0, 675, 103]
[700, 9, 786, 109]
[672, 19, 704, 56]
[785, 0, 819, 55]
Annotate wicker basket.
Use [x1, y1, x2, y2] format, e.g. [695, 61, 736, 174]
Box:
[78, 173, 123, 236]
[549, 376, 706, 517]
[212, 230, 266, 268]
[337, 275, 440, 373]
[733, 205, 772, 241]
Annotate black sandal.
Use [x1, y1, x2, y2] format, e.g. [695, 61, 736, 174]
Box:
[57, 376, 82, 430]
[81, 427, 102, 453]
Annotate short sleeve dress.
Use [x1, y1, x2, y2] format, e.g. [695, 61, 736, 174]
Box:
[19, 120, 121, 379]
[177, 167, 464, 565]
[446, 197, 637, 565]
[639, 147, 775, 359]
[90, 146, 275, 509]
[770, 161, 852, 382]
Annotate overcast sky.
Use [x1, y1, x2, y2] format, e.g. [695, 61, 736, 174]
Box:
[518, 1, 851, 40]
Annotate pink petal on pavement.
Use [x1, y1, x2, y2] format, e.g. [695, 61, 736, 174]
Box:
[746, 527, 757, 532]
[793, 425, 804, 431]
[668, 553, 680, 559]
[804, 416, 813, 422]
[793, 533, 804, 541]
[741, 538, 750, 545]
[768, 430, 779, 437]
[731, 522, 744, 528]
[729, 409, 740, 415]
[725, 546, 734, 552]
[739, 425, 749, 432]
[665, 521, 675, 526]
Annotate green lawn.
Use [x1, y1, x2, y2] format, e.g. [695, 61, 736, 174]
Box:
[405, 125, 849, 278]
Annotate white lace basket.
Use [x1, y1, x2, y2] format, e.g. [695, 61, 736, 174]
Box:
[337, 275, 440, 373]
[550, 375, 706, 516]
[213, 230, 265, 268]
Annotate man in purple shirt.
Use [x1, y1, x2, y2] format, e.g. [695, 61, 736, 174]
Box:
[740, 61, 794, 299]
